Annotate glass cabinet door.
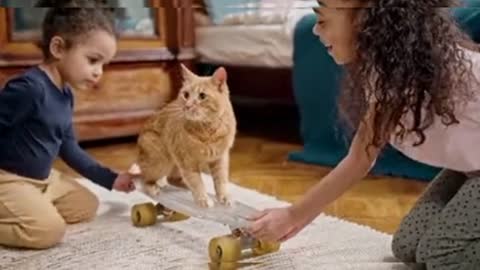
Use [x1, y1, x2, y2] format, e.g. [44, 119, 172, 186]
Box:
[10, 7, 46, 40]
[113, 0, 158, 38]
[5, 0, 159, 41]
[0, 0, 185, 64]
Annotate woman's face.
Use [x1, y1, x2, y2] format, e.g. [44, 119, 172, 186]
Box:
[312, 0, 364, 65]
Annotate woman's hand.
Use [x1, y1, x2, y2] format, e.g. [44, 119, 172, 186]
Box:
[247, 206, 312, 242]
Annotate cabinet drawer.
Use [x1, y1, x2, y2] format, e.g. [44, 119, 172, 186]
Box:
[73, 65, 172, 115]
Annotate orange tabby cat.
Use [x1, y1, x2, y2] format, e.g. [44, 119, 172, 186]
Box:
[136, 64, 236, 207]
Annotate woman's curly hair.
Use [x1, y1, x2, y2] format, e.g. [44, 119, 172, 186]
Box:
[35, 0, 116, 59]
[339, 0, 480, 149]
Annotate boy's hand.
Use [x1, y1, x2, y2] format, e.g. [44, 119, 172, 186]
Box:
[112, 172, 138, 193]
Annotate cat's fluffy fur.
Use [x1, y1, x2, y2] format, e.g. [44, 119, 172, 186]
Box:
[136, 65, 236, 207]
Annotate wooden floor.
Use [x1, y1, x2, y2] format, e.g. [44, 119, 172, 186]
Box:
[53, 105, 429, 235]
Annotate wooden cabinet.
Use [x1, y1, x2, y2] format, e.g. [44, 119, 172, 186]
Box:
[0, 0, 195, 141]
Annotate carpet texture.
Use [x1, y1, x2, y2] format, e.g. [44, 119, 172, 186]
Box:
[0, 175, 408, 270]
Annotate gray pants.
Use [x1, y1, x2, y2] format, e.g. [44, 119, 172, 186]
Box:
[392, 169, 480, 269]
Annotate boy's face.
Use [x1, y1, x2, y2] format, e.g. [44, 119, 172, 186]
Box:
[312, 0, 363, 65]
[55, 30, 117, 90]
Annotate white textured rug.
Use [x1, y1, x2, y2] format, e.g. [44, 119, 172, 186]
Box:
[0, 175, 408, 270]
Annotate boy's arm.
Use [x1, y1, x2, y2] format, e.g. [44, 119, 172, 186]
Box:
[291, 103, 384, 221]
[59, 122, 118, 190]
[0, 77, 37, 132]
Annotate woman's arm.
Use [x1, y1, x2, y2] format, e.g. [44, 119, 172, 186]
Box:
[248, 104, 385, 242]
[291, 104, 383, 221]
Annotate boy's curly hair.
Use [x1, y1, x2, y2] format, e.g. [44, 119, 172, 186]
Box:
[35, 0, 116, 59]
[339, 0, 480, 149]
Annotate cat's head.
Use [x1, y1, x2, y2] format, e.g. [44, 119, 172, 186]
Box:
[178, 64, 230, 122]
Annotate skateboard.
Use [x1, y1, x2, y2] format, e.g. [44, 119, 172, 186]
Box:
[130, 184, 281, 263]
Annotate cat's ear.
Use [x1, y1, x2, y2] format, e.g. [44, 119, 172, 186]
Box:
[180, 63, 197, 82]
[212, 67, 227, 89]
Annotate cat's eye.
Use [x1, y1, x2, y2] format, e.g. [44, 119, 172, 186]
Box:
[199, 92, 206, 100]
[183, 91, 190, 99]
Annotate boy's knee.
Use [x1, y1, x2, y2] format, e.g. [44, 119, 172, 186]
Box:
[67, 194, 99, 223]
[78, 189, 99, 221]
[83, 195, 99, 221]
[21, 216, 66, 249]
[56, 186, 99, 224]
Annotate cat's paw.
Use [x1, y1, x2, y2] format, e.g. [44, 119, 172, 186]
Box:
[216, 194, 233, 206]
[157, 177, 168, 188]
[194, 194, 214, 208]
[144, 183, 161, 197]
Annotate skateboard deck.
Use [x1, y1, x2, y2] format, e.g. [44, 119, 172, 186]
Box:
[144, 184, 257, 230]
[130, 183, 281, 263]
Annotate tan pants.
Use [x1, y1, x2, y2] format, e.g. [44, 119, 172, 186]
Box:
[0, 169, 99, 249]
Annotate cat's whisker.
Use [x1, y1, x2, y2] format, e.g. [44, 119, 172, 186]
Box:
[165, 107, 184, 117]
[166, 106, 181, 113]
[171, 108, 183, 113]
[166, 105, 182, 111]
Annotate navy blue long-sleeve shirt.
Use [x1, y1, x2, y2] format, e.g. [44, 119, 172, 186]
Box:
[0, 66, 118, 189]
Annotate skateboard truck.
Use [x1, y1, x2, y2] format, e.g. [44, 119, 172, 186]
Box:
[131, 202, 189, 226]
[131, 202, 280, 263]
[208, 228, 280, 263]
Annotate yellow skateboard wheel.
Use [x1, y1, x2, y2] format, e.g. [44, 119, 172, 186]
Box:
[251, 240, 281, 256]
[209, 262, 237, 270]
[131, 202, 157, 227]
[208, 236, 242, 263]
